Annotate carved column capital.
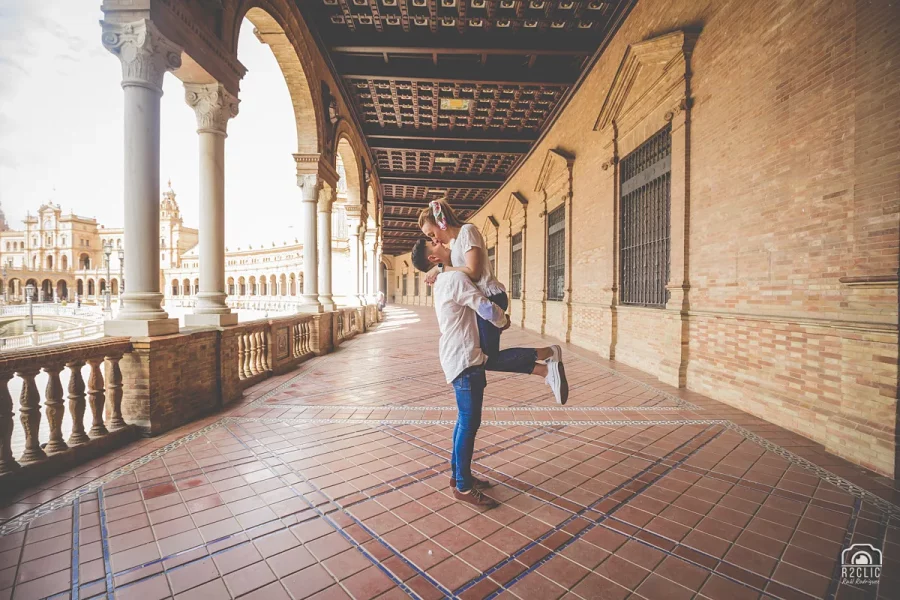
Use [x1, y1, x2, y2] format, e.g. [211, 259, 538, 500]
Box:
[185, 83, 239, 135]
[318, 185, 336, 213]
[297, 174, 321, 203]
[101, 19, 182, 92]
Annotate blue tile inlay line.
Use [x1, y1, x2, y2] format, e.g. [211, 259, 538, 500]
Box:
[481, 428, 727, 599]
[96, 487, 115, 597]
[71, 497, 80, 594]
[381, 421, 656, 515]
[227, 422, 427, 599]
[103, 424, 545, 589]
[823, 497, 863, 600]
[453, 424, 721, 596]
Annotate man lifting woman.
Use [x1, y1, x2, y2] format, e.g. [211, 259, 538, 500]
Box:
[410, 199, 568, 507]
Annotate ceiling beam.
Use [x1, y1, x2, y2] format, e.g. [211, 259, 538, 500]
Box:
[381, 179, 502, 190]
[329, 36, 594, 57]
[338, 57, 578, 85]
[381, 173, 505, 185]
[370, 138, 531, 154]
[382, 199, 483, 210]
[366, 128, 539, 143]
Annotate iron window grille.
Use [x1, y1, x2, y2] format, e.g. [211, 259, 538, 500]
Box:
[546, 205, 566, 301]
[487, 246, 496, 275]
[511, 232, 523, 299]
[619, 125, 671, 308]
[402, 273, 408, 296]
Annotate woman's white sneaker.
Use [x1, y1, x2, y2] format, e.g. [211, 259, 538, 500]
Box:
[545, 360, 569, 405]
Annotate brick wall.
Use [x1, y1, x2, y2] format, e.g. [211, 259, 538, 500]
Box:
[393, 0, 899, 475]
[124, 330, 221, 435]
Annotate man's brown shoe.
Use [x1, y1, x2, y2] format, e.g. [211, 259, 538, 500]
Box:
[453, 487, 498, 508]
[450, 476, 491, 490]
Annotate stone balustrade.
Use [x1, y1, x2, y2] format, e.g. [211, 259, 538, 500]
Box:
[0, 338, 137, 484]
[0, 306, 383, 488]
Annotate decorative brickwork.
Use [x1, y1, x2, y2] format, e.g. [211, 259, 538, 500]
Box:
[394, 0, 900, 476]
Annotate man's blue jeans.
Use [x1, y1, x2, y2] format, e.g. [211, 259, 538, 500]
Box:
[478, 292, 537, 375]
[450, 366, 486, 492]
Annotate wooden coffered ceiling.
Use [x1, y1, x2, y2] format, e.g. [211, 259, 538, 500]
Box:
[298, 0, 634, 255]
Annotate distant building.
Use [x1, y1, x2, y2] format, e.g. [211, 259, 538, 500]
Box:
[0, 178, 358, 306]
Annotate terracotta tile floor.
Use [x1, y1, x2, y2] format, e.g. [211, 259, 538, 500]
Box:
[0, 305, 898, 599]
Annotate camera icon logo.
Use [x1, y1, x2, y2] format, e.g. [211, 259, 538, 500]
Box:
[841, 544, 882, 585]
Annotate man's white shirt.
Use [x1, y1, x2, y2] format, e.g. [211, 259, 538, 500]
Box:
[432, 271, 508, 383]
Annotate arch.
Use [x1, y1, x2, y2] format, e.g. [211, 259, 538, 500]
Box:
[269, 274, 276, 296]
[99, 279, 107, 295]
[56, 280, 68, 300]
[171, 278, 179, 296]
[335, 134, 363, 207]
[227, 277, 235, 296]
[80, 253, 90, 270]
[46, 255, 53, 270]
[236, 4, 323, 155]
[111, 279, 119, 295]
[182, 278, 190, 296]
[76, 279, 84, 297]
[239, 276, 247, 296]
[31, 255, 37, 270]
[193, 278, 199, 295]
[279, 273, 287, 296]
[289, 272, 296, 296]
[61, 255, 68, 270]
[87, 279, 95, 297]
[41, 279, 53, 301]
[366, 184, 378, 230]
[260, 275, 268, 296]
[248, 275, 257, 296]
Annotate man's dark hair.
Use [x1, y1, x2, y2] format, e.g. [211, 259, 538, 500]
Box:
[411, 239, 432, 273]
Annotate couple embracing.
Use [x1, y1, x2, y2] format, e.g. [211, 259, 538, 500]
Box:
[411, 199, 569, 508]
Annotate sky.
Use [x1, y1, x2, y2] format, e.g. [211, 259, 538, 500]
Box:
[0, 0, 302, 248]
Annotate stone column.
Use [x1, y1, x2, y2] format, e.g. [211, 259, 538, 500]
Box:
[296, 172, 323, 313]
[101, 19, 180, 337]
[345, 206, 362, 306]
[365, 230, 377, 302]
[317, 185, 336, 311]
[185, 83, 239, 327]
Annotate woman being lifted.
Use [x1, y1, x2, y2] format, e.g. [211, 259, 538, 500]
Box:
[418, 199, 568, 404]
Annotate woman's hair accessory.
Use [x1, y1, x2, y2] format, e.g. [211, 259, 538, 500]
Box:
[430, 200, 448, 230]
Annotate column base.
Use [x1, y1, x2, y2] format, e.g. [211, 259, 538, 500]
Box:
[105, 318, 179, 337]
[185, 313, 238, 327]
[319, 296, 336, 312]
[297, 296, 324, 314]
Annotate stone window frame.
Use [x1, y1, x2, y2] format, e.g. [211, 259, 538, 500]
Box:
[593, 29, 696, 386]
[545, 204, 567, 302]
[503, 192, 528, 308]
[535, 149, 575, 305]
[509, 230, 524, 300]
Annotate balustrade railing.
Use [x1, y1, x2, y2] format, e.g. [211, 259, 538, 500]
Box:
[0, 338, 133, 475]
[236, 323, 271, 380]
[232, 313, 319, 384]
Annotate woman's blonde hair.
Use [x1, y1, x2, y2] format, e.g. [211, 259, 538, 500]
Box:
[417, 198, 464, 230]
